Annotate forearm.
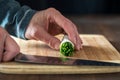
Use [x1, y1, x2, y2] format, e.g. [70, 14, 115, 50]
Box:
[0, 0, 36, 39]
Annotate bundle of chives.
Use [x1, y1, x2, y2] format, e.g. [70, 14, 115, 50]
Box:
[60, 35, 74, 56]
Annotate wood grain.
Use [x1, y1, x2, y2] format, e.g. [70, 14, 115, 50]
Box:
[13, 34, 120, 62]
[0, 34, 120, 74]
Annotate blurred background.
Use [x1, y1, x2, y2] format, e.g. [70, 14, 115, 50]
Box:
[16, 0, 120, 14]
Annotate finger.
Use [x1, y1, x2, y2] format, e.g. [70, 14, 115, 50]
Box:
[48, 9, 82, 50]
[76, 34, 83, 49]
[48, 22, 64, 36]
[0, 30, 7, 62]
[2, 35, 20, 62]
[33, 27, 61, 50]
[0, 39, 4, 62]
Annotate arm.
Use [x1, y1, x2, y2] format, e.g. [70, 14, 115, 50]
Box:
[0, 0, 36, 39]
[0, 0, 82, 50]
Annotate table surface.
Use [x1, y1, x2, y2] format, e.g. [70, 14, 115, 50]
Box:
[0, 15, 120, 80]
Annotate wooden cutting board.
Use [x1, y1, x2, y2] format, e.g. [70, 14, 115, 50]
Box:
[0, 34, 120, 74]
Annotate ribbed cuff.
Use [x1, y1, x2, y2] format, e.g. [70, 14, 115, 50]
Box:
[17, 9, 36, 39]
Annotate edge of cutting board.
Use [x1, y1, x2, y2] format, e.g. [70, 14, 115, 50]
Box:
[0, 62, 120, 74]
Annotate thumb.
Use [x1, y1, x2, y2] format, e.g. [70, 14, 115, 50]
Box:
[2, 35, 20, 62]
[42, 34, 61, 50]
[47, 36, 61, 50]
[0, 35, 6, 62]
[35, 28, 61, 50]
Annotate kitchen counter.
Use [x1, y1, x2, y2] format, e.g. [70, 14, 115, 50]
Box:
[0, 15, 120, 80]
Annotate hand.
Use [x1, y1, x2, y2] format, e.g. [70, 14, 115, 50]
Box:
[25, 8, 82, 50]
[0, 27, 20, 62]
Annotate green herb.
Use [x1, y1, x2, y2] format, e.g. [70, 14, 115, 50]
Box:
[60, 42, 74, 56]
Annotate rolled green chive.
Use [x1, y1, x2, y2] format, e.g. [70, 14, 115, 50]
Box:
[60, 35, 74, 56]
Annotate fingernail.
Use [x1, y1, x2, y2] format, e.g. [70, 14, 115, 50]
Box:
[80, 45, 83, 50]
[77, 44, 83, 50]
[76, 46, 80, 50]
[80, 47, 83, 50]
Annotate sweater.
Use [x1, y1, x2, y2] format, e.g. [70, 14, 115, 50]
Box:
[0, 0, 36, 39]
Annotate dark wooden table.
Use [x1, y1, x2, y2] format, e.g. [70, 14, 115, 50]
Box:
[0, 15, 120, 80]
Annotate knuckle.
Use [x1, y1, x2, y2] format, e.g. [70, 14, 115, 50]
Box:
[3, 48, 20, 62]
[46, 7, 60, 15]
[30, 28, 38, 38]
[11, 47, 20, 54]
[9, 43, 20, 54]
[47, 7, 57, 12]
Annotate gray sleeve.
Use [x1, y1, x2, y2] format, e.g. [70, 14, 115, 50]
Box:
[0, 0, 36, 39]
